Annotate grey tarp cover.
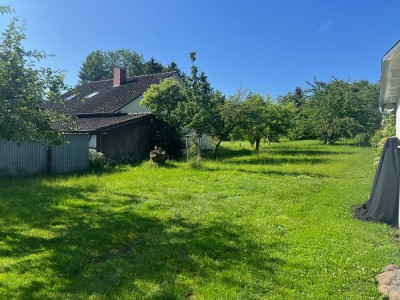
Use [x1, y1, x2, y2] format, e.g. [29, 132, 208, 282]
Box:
[354, 138, 400, 227]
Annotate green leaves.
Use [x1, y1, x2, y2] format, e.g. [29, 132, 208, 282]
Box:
[0, 6, 14, 15]
[141, 78, 185, 127]
[293, 79, 381, 144]
[0, 16, 71, 144]
[236, 93, 295, 150]
[78, 50, 180, 83]
[179, 53, 214, 135]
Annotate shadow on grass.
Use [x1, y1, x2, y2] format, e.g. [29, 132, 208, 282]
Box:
[213, 144, 354, 163]
[224, 156, 331, 166]
[267, 149, 354, 156]
[236, 168, 340, 179]
[201, 166, 337, 179]
[0, 179, 285, 299]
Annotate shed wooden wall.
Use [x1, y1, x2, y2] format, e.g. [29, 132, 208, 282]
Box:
[97, 118, 151, 160]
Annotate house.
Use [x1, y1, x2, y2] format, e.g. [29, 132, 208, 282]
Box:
[47, 68, 212, 160]
[380, 40, 400, 136]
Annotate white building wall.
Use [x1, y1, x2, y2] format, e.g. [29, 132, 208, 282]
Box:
[201, 133, 213, 150]
[397, 99, 400, 137]
[119, 95, 150, 114]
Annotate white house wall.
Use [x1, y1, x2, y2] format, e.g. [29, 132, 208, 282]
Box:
[119, 74, 182, 114]
[185, 132, 213, 151]
[201, 133, 213, 150]
[118, 95, 150, 114]
[396, 99, 400, 138]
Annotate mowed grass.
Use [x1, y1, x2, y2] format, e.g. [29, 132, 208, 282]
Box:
[0, 140, 399, 299]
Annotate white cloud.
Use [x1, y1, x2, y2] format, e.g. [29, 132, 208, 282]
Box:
[318, 20, 332, 32]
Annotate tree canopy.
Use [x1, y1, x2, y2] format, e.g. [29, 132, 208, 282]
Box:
[207, 90, 243, 157]
[293, 79, 381, 144]
[79, 50, 179, 83]
[178, 51, 215, 136]
[0, 13, 70, 144]
[141, 78, 184, 127]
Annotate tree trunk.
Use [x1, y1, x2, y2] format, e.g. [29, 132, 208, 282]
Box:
[255, 138, 261, 151]
[212, 139, 222, 159]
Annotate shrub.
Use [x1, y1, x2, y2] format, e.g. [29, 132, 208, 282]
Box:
[89, 149, 105, 168]
[147, 119, 184, 160]
[354, 133, 370, 146]
[370, 114, 395, 168]
[188, 156, 203, 169]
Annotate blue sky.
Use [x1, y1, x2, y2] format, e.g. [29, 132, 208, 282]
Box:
[1, 0, 399, 98]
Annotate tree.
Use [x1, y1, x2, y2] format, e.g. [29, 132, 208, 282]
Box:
[240, 94, 269, 151]
[351, 81, 381, 138]
[79, 49, 146, 82]
[234, 93, 295, 151]
[143, 52, 222, 158]
[208, 89, 244, 158]
[301, 78, 381, 144]
[141, 77, 186, 158]
[106, 49, 144, 77]
[143, 57, 165, 75]
[141, 78, 184, 127]
[277, 86, 310, 141]
[165, 61, 182, 77]
[0, 6, 14, 14]
[0, 13, 71, 143]
[78, 50, 108, 82]
[277, 86, 305, 108]
[179, 51, 214, 137]
[264, 100, 296, 143]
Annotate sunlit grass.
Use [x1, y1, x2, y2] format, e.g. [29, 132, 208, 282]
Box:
[0, 140, 398, 299]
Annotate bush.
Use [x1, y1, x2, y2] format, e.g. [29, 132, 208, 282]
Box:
[188, 156, 203, 169]
[89, 149, 105, 168]
[370, 114, 395, 168]
[147, 119, 184, 160]
[354, 133, 370, 146]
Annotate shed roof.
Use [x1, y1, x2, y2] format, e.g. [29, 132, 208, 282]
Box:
[54, 113, 152, 133]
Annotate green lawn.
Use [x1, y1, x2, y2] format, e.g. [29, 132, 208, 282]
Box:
[0, 140, 399, 299]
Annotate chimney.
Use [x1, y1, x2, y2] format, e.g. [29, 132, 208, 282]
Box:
[113, 68, 126, 86]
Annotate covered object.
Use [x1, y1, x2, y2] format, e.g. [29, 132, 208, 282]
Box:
[354, 138, 400, 226]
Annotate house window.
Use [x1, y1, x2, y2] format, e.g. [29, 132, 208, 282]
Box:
[89, 135, 97, 148]
[84, 91, 99, 98]
[65, 94, 76, 100]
